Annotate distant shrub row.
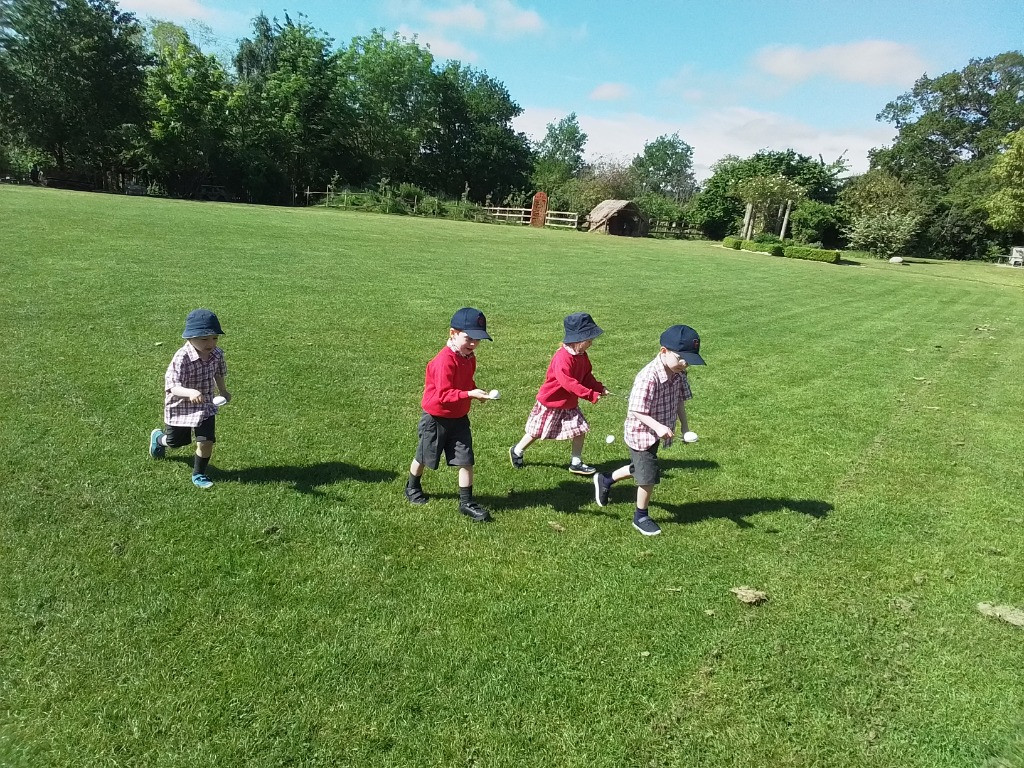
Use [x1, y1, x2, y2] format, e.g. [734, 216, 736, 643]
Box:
[721, 238, 840, 264]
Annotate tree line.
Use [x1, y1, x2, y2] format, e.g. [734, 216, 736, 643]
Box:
[1, 0, 1021, 258]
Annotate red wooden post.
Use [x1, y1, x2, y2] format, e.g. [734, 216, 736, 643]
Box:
[530, 192, 548, 228]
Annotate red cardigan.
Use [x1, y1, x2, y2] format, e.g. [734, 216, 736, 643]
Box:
[536, 346, 603, 409]
[421, 345, 477, 418]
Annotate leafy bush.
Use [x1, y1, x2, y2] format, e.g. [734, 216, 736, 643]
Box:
[417, 196, 445, 216]
[784, 245, 840, 263]
[790, 200, 845, 248]
[397, 182, 429, 204]
[741, 240, 784, 257]
[752, 232, 782, 244]
[722, 237, 741, 249]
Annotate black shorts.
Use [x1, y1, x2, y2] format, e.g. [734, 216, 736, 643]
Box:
[628, 443, 660, 485]
[415, 412, 473, 469]
[164, 416, 216, 447]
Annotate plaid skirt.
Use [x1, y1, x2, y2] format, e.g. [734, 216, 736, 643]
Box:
[524, 402, 590, 440]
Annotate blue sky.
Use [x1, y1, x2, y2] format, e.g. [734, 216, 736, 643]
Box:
[123, 0, 1023, 178]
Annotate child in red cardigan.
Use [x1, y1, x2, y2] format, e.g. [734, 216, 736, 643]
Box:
[509, 312, 608, 475]
[405, 307, 494, 522]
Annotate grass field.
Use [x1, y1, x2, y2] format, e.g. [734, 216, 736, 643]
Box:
[2, 185, 1023, 767]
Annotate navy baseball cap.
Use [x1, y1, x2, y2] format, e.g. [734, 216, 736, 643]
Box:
[182, 308, 225, 338]
[660, 325, 704, 365]
[563, 312, 603, 344]
[451, 307, 492, 340]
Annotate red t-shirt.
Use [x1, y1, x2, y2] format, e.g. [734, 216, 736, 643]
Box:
[421, 345, 477, 418]
[536, 346, 603, 409]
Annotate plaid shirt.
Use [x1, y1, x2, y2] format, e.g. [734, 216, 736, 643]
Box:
[624, 356, 692, 450]
[164, 343, 227, 427]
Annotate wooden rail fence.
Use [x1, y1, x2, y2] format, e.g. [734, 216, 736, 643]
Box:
[483, 206, 580, 229]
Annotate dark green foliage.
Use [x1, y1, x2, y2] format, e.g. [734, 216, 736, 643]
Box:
[784, 245, 840, 263]
[870, 51, 1024, 259]
[687, 150, 847, 239]
[751, 232, 782, 244]
[790, 200, 846, 248]
[721, 237, 741, 249]
[0, 0, 149, 171]
[741, 240, 784, 257]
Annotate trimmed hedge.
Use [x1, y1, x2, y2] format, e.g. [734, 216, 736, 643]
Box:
[784, 245, 840, 263]
[722, 236, 741, 249]
[741, 240, 784, 257]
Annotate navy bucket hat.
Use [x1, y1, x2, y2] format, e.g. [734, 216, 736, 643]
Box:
[660, 325, 705, 365]
[182, 308, 225, 339]
[451, 307, 492, 340]
[563, 312, 603, 344]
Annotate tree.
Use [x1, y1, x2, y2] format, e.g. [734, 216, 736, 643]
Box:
[985, 128, 1024, 234]
[840, 170, 923, 258]
[230, 14, 345, 203]
[685, 150, 846, 239]
[734, 173, 804, 238]
[0, 0, 148, 171]
[789, 200, 845, 247]
[532, 112, 586, 193]
[630, 133, 696, 202]
[139, 23, 231, 196]
[868, 51, 1024, 258]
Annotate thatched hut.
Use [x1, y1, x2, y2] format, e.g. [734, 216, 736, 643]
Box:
[586, 200, 648, 236]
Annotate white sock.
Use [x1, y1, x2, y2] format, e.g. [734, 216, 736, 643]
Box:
[570, 457, 582, 465]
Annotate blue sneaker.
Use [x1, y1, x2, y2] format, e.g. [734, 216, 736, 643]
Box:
[192, 473, 214, 489]
[633, 515, 661, 536]
[149, 429, 165, 459]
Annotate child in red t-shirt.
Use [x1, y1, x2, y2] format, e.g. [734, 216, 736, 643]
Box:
[405, 307, 495, 522]
[509, 312, 607, 475]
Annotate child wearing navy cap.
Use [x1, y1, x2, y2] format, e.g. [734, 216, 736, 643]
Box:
[593, 325, 705, 536]
[148, 309, 231, 489]
[405, 307, 495, 523]
[509, 312, 608, 475]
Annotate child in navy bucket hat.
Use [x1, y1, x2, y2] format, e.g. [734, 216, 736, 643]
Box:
[593, 324, 705, 536]
[148, 309, 231, 489]
[405, 307, 495, 523]
[509, 312, 608, 475]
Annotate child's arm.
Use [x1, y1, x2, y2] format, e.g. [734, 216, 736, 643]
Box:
[629, 410, 674, 440]
[553, 356, 602, 402]
[431, 356, 489, 403]
[676, 400, 689, 433]
[166, 356, 202, 403]
[215, 373, 231, 402]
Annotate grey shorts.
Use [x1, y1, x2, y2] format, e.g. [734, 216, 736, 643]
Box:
[415, 412, 474, 469]
[628, 443, 661, 486]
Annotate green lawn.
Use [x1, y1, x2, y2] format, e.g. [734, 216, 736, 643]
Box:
[2, 185, 1023, 767]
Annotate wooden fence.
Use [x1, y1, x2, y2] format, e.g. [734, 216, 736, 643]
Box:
[649, 220, 698, 238]
[483, 206, 581, 229]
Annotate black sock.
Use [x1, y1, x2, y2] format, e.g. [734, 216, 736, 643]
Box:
[634, 507, 648, 522]
[193, 455, 210, 475]
[459, 486, 472, 504]
[408, 473, 422, 489]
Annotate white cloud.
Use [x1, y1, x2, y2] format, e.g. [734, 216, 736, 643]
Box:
[489, 0, 544, 36]
[754, 40, 926, 86]
[589, 83, 630, 101]
[397, 24, 479, 61]
[514, 105, 895, 180]
[425, 3, 487, 31]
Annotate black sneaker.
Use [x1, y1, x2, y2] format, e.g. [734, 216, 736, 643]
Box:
[593, 473, 612, 507]
[458, 500, 493, 522]
[633, 515, 662, 536]
[405, 486, 429, 505]
[509, 446, 525, 469]
[569, 461, 597, 476]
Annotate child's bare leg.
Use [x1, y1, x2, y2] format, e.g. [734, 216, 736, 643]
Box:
[611, 464, 632, 482]
[458, 466, 473, 488]
[637, 484, 652, 510]
[570, 434, 586, 462]
[512, 434, 535, 455]
[197, 441, 213, 459]
[409, 459, 424, 477]
[455, 466, 490, 521]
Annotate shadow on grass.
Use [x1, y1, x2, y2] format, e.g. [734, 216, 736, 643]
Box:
[213, 461, 397, 495]
[427, 459, 720, 517]
[655, 497, 832, 528]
